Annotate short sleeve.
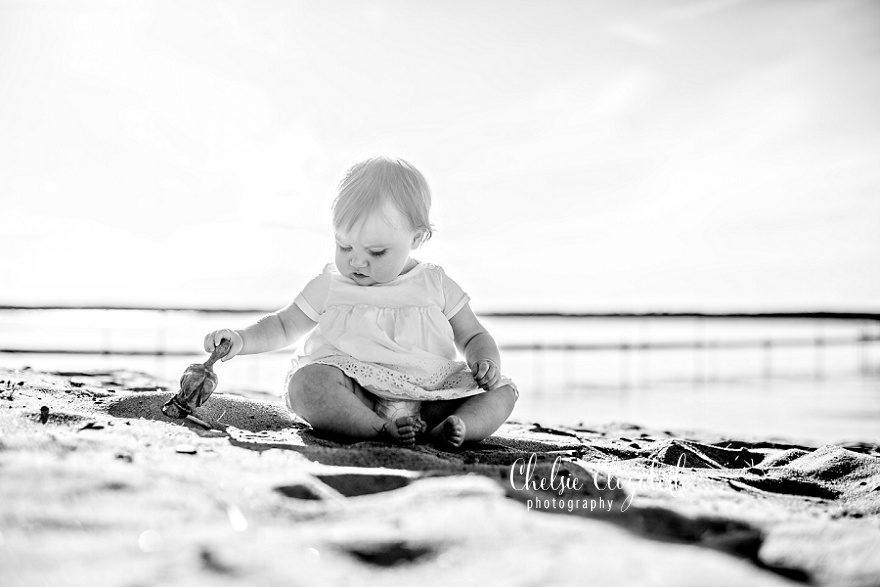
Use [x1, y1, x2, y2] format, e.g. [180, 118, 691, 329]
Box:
[294, 264, 333, 321]
[439, 268, 470, 319]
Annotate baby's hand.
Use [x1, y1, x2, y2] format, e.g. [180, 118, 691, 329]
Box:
[471, 359, 501, 391]
[203, 329, 243, 361]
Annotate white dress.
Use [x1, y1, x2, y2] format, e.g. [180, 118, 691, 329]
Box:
[288, 262, 513, 420]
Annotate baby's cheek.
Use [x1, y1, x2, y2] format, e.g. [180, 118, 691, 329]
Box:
[377, 261, 397, 281]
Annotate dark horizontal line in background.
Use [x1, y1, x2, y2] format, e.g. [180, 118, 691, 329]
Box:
[503, 335, 880, 351]
[1, 349, 208, 357]
[3, 335, 877, 357]
[2, 305, 879, 321]
[485, 312, 880, 321]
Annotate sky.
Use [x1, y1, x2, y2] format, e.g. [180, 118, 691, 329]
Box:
[1, 0, 878, 312]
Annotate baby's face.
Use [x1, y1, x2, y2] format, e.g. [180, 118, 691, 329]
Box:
[334, 206, 420, 286]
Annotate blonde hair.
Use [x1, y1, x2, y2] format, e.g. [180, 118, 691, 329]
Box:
[332, 156, 434, 242]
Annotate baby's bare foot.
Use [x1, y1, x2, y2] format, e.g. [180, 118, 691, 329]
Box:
[439, 415, 466, 449]
[378, 417, 421, 445]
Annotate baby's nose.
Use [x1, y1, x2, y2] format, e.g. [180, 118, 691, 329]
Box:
[350, 255, 367, 268]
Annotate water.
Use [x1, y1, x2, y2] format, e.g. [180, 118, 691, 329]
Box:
[2, 309, 878, 445]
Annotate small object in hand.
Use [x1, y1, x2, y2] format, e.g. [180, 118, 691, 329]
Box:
[176, 443, 197, 454]
[40, 405, 49, 424]
[162, 338, 232, 420]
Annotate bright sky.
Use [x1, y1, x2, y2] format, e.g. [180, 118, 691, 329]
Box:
[1, 0, 878, 312]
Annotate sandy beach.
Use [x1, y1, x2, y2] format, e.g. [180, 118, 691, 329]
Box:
[1, 365, 879, 586]
[3, 1, 878, 584]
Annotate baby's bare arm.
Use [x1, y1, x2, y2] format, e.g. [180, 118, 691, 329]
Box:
[241, 302, 316, 354]
[205, 302, 316, 359]
[449, 304, 503, 390]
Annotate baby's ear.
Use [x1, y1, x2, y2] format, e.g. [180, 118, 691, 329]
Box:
[411, 231, 426, 248]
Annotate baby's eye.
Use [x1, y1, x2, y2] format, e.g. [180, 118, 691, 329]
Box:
[337, 244, 352, 252]
[370, 250, 387, 257]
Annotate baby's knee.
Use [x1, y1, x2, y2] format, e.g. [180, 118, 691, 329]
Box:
[285, 364, 345, 413]
[493, 382, 519, 407]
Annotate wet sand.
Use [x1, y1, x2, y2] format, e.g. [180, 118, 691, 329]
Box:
[1, 366, 879, 586]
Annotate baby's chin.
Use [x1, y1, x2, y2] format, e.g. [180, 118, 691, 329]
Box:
[346, 271, 385, 286]
[336, 265, 398, 286]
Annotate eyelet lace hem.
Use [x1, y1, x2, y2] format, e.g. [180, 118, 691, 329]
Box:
[303, 355, 518, 401]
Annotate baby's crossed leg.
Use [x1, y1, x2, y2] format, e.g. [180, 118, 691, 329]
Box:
[373, 397, 427, 444]
[286, 364, 425, 445]
[420, 384, 518, 449]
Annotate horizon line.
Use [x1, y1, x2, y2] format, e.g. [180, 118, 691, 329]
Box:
[1, 304, 879, 321]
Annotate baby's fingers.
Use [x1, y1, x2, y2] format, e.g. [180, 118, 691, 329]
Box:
[472, 361, 490, 381]
[212, 330, 230, 349]
[217, 331, 242, 361]
[203, 332, 218, 353]
[203, 330, 240, 360]
[480, 366, 499, 389]
[472, 361, 500, 390]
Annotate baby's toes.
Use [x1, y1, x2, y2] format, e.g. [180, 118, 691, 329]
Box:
[394, 417, 417, 444]
[440, 415, 466, 449]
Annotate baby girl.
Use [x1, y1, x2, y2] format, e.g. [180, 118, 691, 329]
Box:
[204, 156, 518, 448]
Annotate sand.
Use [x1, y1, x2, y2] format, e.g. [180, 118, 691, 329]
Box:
[1, 366, 879, 586]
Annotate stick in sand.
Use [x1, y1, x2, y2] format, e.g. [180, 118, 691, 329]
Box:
[185, 414, 213, 429]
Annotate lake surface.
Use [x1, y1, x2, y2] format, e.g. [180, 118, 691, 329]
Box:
[2, 310, 878, 446]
